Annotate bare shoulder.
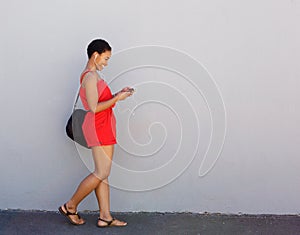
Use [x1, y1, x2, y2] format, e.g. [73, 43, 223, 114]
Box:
[81, 71, 98, 87]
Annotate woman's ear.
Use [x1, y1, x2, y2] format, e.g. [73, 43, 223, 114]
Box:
[92, 52, 98, 59]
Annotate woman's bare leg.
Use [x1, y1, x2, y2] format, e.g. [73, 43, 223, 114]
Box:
[94, 145, 127, 226]
[60, 173, 100, 224]
[60, 145, 111, 224]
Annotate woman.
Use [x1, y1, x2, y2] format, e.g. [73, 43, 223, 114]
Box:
[59, 39, 132, 227]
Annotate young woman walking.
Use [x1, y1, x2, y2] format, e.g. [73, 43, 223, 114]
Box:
[59, 39, 133, 227]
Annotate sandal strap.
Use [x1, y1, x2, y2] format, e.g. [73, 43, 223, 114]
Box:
[98, 217, 114, 226]
[64, 203, 81, 219]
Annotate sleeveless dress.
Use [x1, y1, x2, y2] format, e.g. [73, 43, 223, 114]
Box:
[79, 71, 116, 147]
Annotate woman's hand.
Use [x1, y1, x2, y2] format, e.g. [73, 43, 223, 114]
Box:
[116, 91, 132, 101]
[115, 87, 134, 101]
[121, 87, 135, 93]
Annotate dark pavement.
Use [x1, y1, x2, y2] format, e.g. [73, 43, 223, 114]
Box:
[0, 210, 299, 235]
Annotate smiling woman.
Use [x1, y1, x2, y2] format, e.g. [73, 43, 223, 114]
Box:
[59, 39, 134, 228]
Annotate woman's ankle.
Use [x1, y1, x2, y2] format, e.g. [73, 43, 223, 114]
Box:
[66, 201, 77, 212]
[99, 211, 112, 220]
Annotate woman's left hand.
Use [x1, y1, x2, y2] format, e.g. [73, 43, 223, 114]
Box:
[115, 87, 134, 97]
[121, 87, 132, 92]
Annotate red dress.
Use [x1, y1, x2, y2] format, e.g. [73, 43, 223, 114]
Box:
[79, 71, 116, 147]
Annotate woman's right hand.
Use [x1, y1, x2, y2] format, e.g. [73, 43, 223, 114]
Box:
[116, 91, 132, 101]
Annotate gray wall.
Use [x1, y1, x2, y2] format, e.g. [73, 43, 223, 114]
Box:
[0, 0, 299, 214]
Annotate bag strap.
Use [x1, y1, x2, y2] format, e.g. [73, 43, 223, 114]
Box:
[73, 70, 91, 109]
[73, 89, 81, 109]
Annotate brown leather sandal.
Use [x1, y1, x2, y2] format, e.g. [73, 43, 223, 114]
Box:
[58, 203, 85, 225]
[97, 217, 127, 227]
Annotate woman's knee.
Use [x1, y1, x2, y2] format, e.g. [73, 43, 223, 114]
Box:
[92, 145, 114, 180]
[93, 169, 111, 180]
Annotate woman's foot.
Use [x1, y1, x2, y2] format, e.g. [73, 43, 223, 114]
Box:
[58, 203, 85, 225]
[97, 216, 127, 227]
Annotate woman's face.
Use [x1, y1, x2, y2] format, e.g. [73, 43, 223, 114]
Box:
[94, 50, 111, 71]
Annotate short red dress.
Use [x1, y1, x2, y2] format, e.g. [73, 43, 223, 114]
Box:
[79, 71, 116, 147]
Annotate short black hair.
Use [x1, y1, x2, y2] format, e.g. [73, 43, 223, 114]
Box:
[87, 39, 111, 59]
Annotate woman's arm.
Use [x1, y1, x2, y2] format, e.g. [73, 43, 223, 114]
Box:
[84, 73, 131, 113]
[94, 95, 119, 113]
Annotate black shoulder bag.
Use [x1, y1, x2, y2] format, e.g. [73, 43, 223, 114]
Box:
[65, 88, 90, 149]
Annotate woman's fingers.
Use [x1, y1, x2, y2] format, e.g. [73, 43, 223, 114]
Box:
[117, 91, 132, 101]
[121, 87, 131, 92]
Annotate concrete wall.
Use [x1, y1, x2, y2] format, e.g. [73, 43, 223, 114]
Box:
[0, 0, 299, 214]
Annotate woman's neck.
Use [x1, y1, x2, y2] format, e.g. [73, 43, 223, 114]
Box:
[85, 59, 97, 72]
